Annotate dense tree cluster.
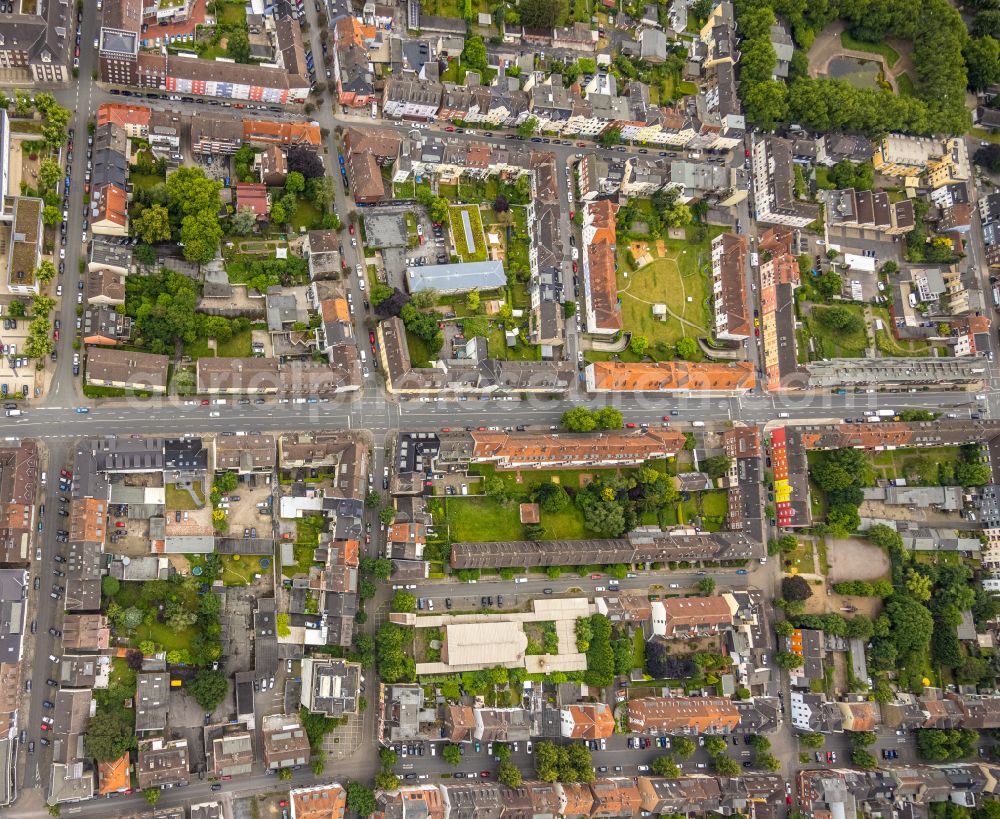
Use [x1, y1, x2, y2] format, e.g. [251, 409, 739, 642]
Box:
[533, 740, 595, 782]
[917, 729, 979, 762]
[831, 580, 893, 597]
[809, 447, 868, 536]
[375, 622, 415, 683]
[561, 406, 623, 432]
[645, 641, 698, 679]
[735, 0, 970, 136]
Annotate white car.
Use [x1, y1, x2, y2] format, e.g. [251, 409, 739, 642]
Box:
[76, 292, 82, 304]
[56, 285, 62, 296]
[59, 248, 65, 260]
[209, 411, 220, 417]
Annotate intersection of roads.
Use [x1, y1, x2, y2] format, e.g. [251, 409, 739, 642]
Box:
[6, 1, 1000, 815]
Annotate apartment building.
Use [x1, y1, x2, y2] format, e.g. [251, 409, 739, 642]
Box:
[585, 360, 756, 394]
[581, 200, 621, 335]
[626, 696, 741, 734]
[752, 137, 820, 228]
[710, 232, 750, 341]
[0, 0, 70, 82]
[650, 594, 739, 639]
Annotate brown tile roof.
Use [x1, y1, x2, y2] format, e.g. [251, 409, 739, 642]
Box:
[587, 239, 622, 332]
[86, 269, 127, 304]
[519, 503, 540, 524]
[658, 594, 735, 637]
[723, 426, 760, 458]
[236, 183, 270, 219]
[321, 298, 351, 322]
[560, 783, 595, 817]
[291, 784, 348, 819]
[346, 151, 386, 202]
[68, 498, 107, 545]
[590, 778, 643, 819]
[244, 119, 321, 147]
[93, 183, 128, 229]
[712, 232, 750, 338]
[564, 703, 615, 739]
[85, 347, 169, 391]
[98, 752, 131, 794]
[470, 428, 687, 467]
[626, 696, 740, 733]
[589, 360, 756, 392]
[62, 613, 111, 651]
[97, 103, 151, 130]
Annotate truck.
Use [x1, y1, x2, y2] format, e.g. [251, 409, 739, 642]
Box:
[876, 409, 895, 417]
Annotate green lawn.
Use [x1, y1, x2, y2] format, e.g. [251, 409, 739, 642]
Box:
[136, 620, 198, 653]
[449, 204, 488, 262]
[220, 554, 265, 585]
[632, 628, 646, 673]
[184, 329, 253, 359]
[615, 226, 724, 353]
[445, 496, 589, 541]
[896, 72, 916, 97]
[129, 171, 165, 193]
[217, 329, 253, 357]
[871, 307, 935, 357]
[803, 304, 869, 359]
[870, 446, 965, 485]
[840, 31, 901, 67]
[165, 482, 204, 510]
[217, 0, 247, 25]
[406, 329, 438, 368]
[283, 515, 325, 578]
[290, 199, 320, 232]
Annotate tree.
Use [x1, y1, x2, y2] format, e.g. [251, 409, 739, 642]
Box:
[35, 260, 56, 285]
[957, 460, 992, 486]
[374, 771, 399, 790]
[800, 732, 826, 748]
[782, 575, 813, 602]
[535, 481, 570, 513]
[594, 407, 623, 430]
[597, 127, 621, 148]
[851, 749, 879, 769]
[347, 782, 377, 817]
[672, 736, 696, 758]
[562, 406, 597, 432]
[84, 708, 133, 762]
[713, 754, 740, 776]
[705, 735, 728, 756]
[102, 576, 120, 598]
[166, 166, 222, 221]
[462, 35, 488, 70]
[230, 205, 259, 236]
[379, 506, 396, 526]
[38, 157, 61, 191]
[756, 752, 781, 772]
[702, 455, 731, 481]
[483, 475, 509, 503]
[517, 116, 539, 138]
[676, 336, 699, 360]
[133, 204, 172, 245]
[186, 669, 228, 712]
[180, 209, 223, 264]
[442, 743, 462, 766]
[498, 760, 522, 787]
[629, 334, 649, 356]
[975, 144, 1000, 173]
[466, 289, 481, 313]
[905, 569, 933, 602]
[277, 766, 293, 781]
[775, 620, 794, 638]
[775, 651, 804, 669]
[698, 577, 716, 596]
[145, 788, 160, 806]
[285, 170, 306, 196]
[519, 0, 567, 29]
[391, 590, 416, 613]
[651, 754, 681, 778]
[226, 27, 250, 62]
[135, 244, 157, 268]
[42, 204, 60, 227]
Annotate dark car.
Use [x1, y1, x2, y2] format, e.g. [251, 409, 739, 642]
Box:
[48, 628, 61, 636]
[43, 700, 54, 709]
[543, 588, 553, 594]
[212, 784, 223, 792]
[46, 678, 58, 686]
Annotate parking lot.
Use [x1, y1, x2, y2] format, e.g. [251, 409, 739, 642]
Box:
[226, 481, 274, 535]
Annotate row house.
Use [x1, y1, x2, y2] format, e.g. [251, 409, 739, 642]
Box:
[382, 78, 443, 121]
[333, 16, 377, 108]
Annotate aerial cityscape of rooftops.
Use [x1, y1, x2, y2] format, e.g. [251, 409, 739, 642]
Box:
[9, 0, 1000, 815]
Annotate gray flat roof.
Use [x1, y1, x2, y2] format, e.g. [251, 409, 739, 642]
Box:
[405, 261, 506, 293]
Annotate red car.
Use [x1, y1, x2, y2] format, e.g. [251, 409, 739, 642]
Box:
[40, 723, 50, 731]
[441, 427, 451, 432]
[625, 422, 636, 428]
[754, 327, 760, 337]
[445, 126, 456, 132]
[745, 148, 750, 157]
[53, 329, 59, 340]
[279, 801, 288, 808]
[480, 771, 491, 778]
[590, 574, 601, 579]
[786, 797, 793, 806]
[348, 224, 355, 235]
[60, 469, 71, 479]
[572, 261, 578, 273]
[115, 521, 126, 528]
[577, 142, 586, 147]
[477, 426, 486, 431]
[201, 399, 210, 405]
[569, 211, 575, 220]
[826, 752, 833, 763]
[662, 415, 671, 421]
[369, 331, 376, 345]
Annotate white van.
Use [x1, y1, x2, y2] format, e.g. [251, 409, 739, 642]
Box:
[777, 412, 790, 418]
[360, 350, 367, 364]
[691, 421, 705, 427]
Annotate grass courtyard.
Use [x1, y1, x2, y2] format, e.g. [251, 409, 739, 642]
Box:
[870, 446, 965, 485]
[839, 31, 901, 67]
[612, 226, 725, 355]
[449, 204, 488, 262]
[801, 303, 869, 359]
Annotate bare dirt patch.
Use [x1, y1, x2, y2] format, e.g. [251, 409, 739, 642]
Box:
[825, 537, 890, 583]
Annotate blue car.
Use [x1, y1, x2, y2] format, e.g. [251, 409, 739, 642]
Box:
[75, 407, 89, 414]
